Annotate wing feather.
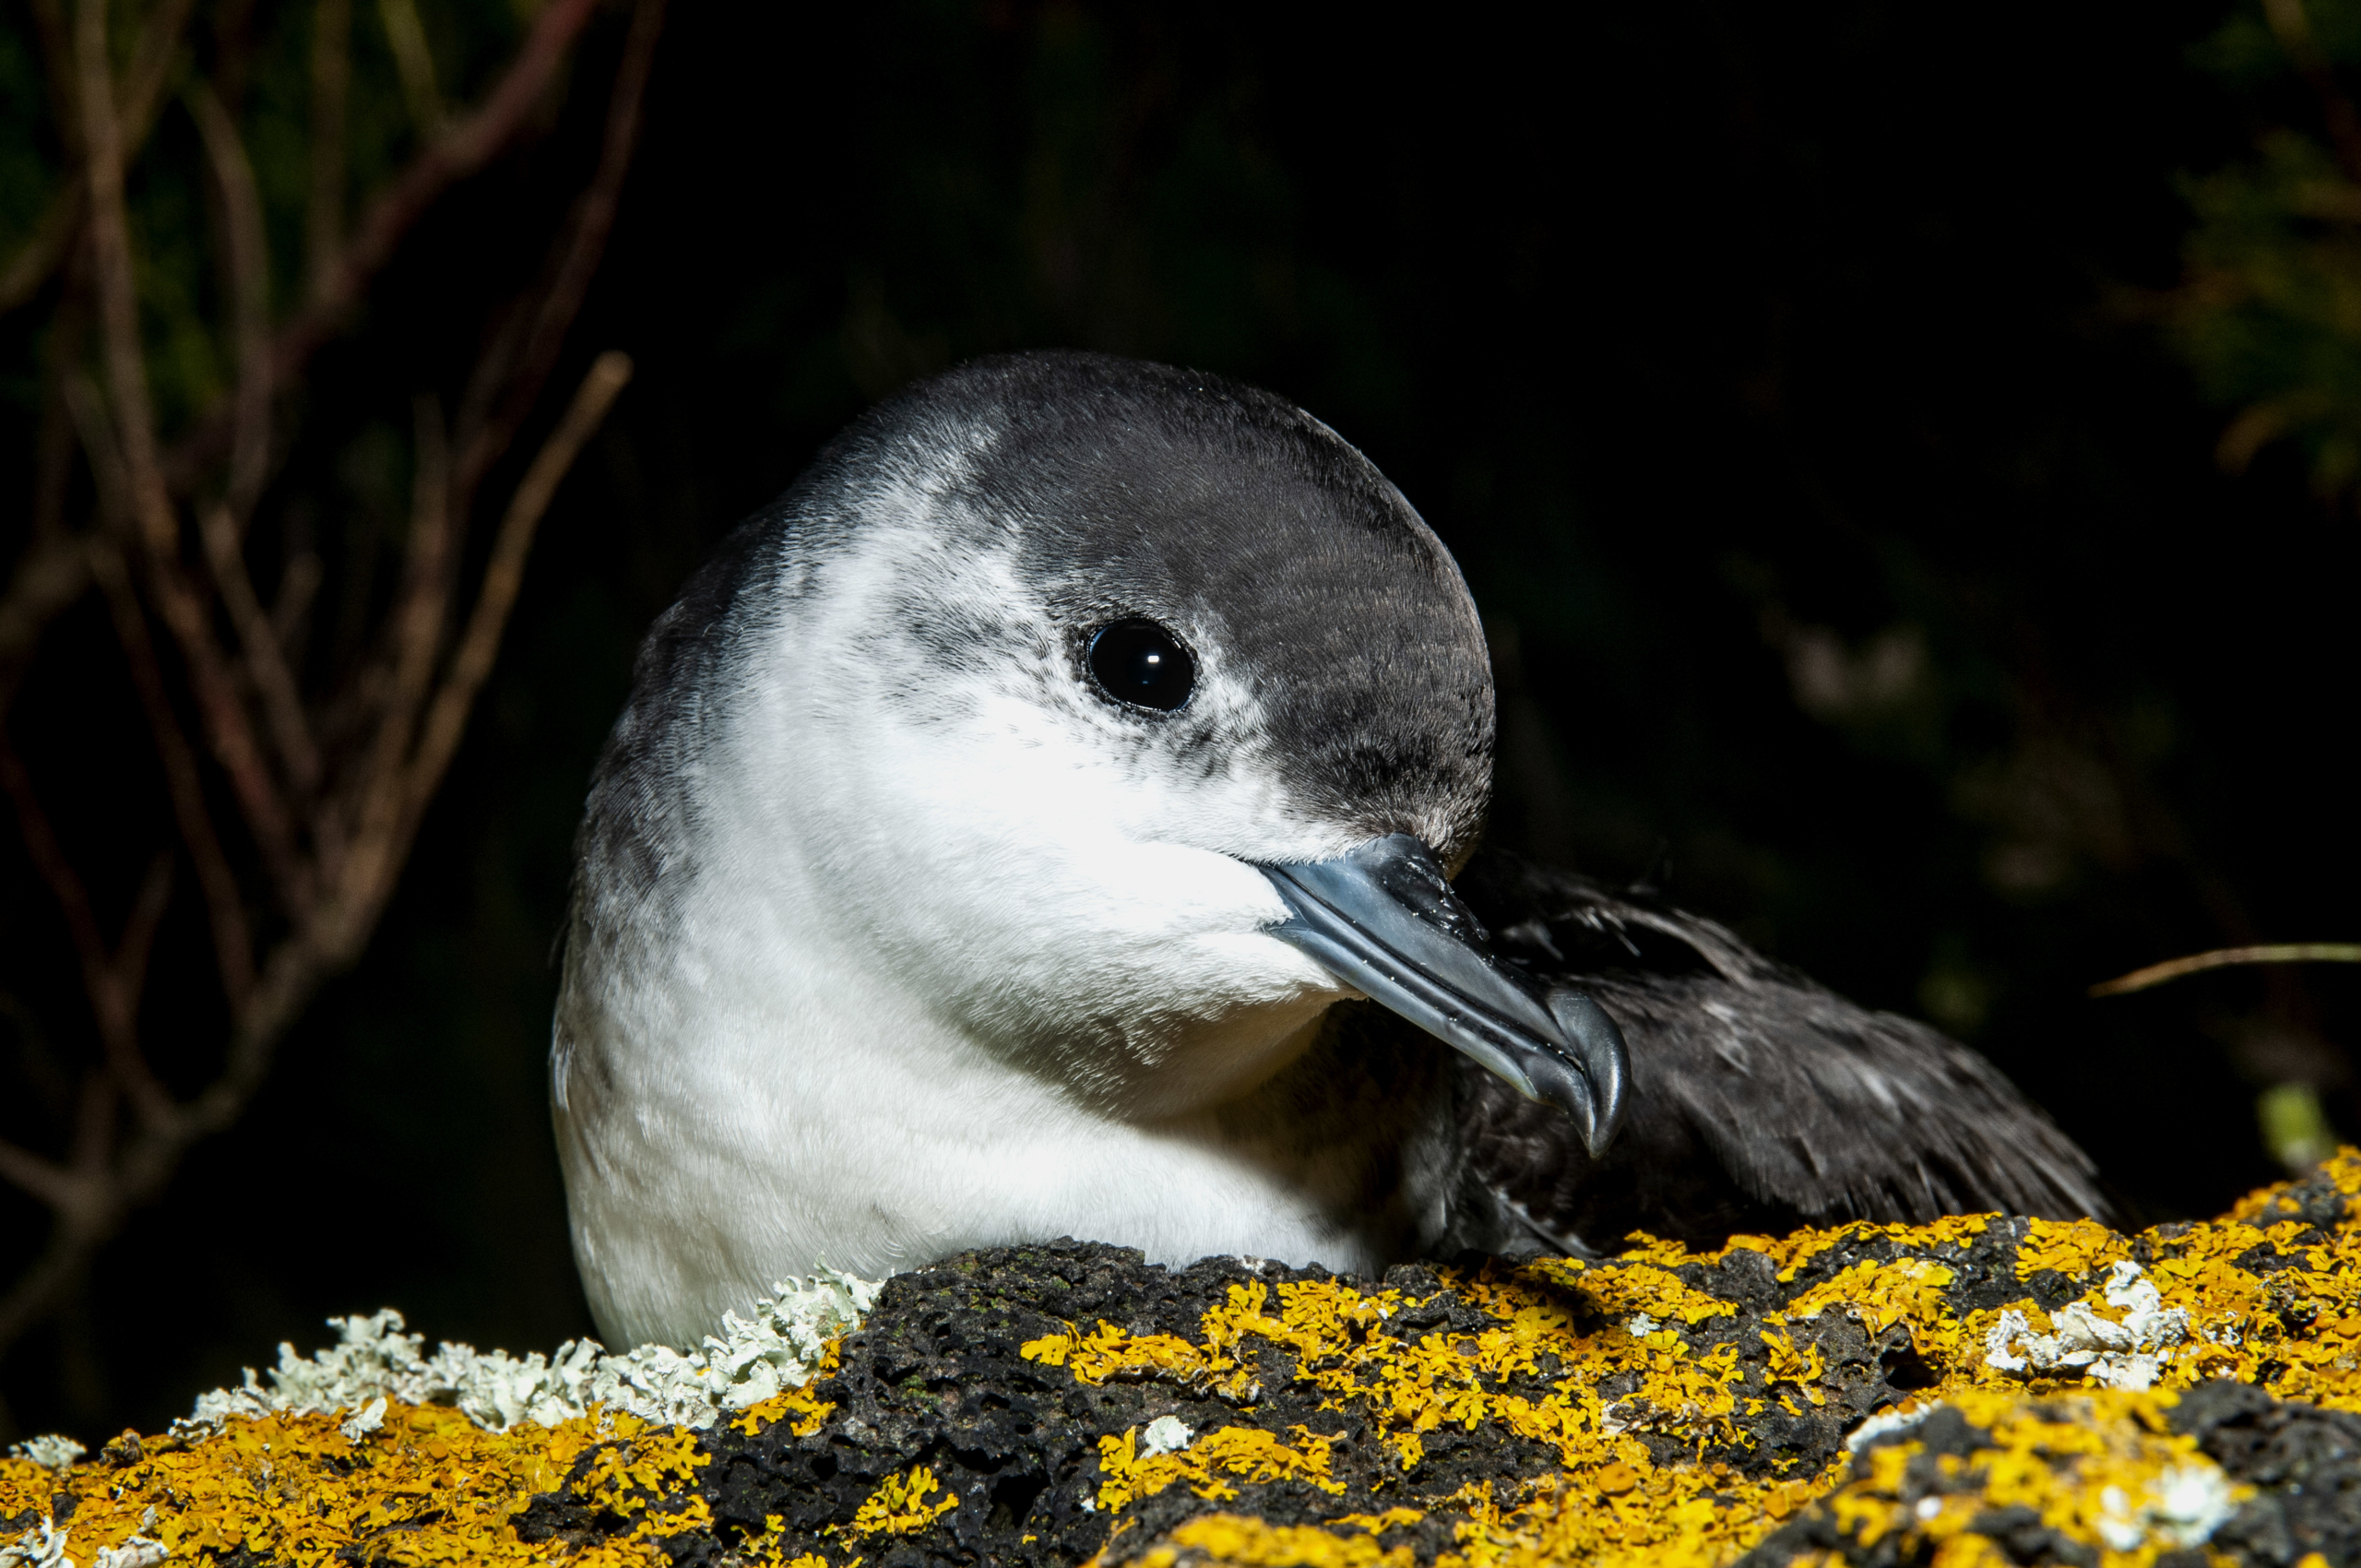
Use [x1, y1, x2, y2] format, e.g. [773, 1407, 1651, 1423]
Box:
[1451, 849, 2111, 1250]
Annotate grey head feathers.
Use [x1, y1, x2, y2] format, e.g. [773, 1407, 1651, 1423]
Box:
[576, 351, 1494, 913]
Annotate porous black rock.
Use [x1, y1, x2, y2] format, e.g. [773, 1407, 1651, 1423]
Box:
[516, 1236, 1961, 1568]
[1736, 1380, 2361, 1567]
[671, 1240, 1557, 1568]
[498, 1188, 2361, 1568]
[2172, 1379, 2361, 1567]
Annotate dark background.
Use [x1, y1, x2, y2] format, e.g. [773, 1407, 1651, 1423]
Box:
[6, 0, 2359, 1442]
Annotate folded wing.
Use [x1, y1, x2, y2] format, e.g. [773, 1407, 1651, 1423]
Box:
[1449, 849, 2112, 1252]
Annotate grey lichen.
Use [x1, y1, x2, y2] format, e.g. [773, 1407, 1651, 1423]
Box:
[178, 1268, 882, 1435]
[2, 1436, 82, 1470]
[1981, 1258, 2192, 1392]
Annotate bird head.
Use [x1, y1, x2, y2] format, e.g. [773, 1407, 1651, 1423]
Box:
[591, 350, 1624, 1147]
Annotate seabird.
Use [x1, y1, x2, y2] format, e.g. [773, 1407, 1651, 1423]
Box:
[552, 350, 2106, 1349]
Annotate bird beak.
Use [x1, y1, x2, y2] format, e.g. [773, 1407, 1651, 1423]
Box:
[1253, 834, 1630, 1158]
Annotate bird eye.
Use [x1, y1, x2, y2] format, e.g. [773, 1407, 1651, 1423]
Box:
[1086, 618, 1196, 712]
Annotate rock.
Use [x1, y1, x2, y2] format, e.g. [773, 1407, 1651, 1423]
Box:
[18, 1156, 2361, 1565]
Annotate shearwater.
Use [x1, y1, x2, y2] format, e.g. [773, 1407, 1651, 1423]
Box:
[552, 350, 2105, 1349]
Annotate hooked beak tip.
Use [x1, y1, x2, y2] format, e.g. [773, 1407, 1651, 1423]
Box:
[1541, 989, 1630, 1158]
[1252, 835, 1632, 1161]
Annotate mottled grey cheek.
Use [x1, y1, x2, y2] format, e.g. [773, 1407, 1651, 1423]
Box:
[858, 588, 1059, 719]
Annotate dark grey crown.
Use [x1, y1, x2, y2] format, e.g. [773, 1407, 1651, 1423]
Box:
[580, 350, 1496, 903]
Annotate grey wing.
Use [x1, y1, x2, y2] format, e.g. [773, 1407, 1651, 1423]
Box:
[1450, 849, 2112, 1251]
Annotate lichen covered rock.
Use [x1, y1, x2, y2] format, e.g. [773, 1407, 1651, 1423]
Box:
[17, 1156, 2361, 1566]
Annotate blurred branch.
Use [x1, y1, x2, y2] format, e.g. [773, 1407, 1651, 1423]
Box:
[0, 0, 659, 1377]
[188, 81, 317, 799]
[0, 747, 173, 1123]
[329, 352, 630, 951]
[73, 4, 175, 564]
[304, 0, 350, 303]
[2091, 944, 2361, 997]
[0, 197, 85, 321]
[410, 353, 630, 824]
[0, 541, 89, 716]
[448, 0, 665, 519]
[167, 0, 605, 491]
[0, 0, 195, 317]
[189, 80, 276, 522]
[0, 296, 86, 719]
[376, 0, 445, 139]
[76, 0, 313, 909]
[351, 392, 454, 849]
[0, 0, 196, 707]
[84, 535, 257, 1015]
[6, 357, 635, 1363]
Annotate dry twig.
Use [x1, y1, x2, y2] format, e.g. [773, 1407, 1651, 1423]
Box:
[0, 0, 663, 1381]
[0, 0, 196, 316]
[2091, 944, 2361, 998]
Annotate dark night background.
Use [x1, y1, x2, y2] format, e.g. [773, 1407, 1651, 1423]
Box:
[5, 0, 2359, 1443]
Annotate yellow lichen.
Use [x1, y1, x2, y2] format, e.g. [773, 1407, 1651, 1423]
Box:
[1023, 1315, 1274, 1405]
[1619, 1213, 1994, 1284]
[1786, 1386, 2248, 1568]
[1133, 1512, 1419, 1567]
[849, 1463, 960, 1536]
[2016, 1215, 2134, 1280]
[0, 1402, 702, 1567]
[1089, 1151, 2361, 1567]
[1757, 1328, 1827, 1405]
[1533, 1258, 1738, 1328]
[1784, 1257, 1958, 1340]
[1097, 1423, 1349, 1510]
[1427, 1459, 1811, 1568]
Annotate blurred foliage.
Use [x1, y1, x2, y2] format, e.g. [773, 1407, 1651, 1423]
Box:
[0, 0, 527, 426]
[2171, 0, 2361, 491]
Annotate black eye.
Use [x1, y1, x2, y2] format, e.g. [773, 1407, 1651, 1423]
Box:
[1087, 618, 1196, 712]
